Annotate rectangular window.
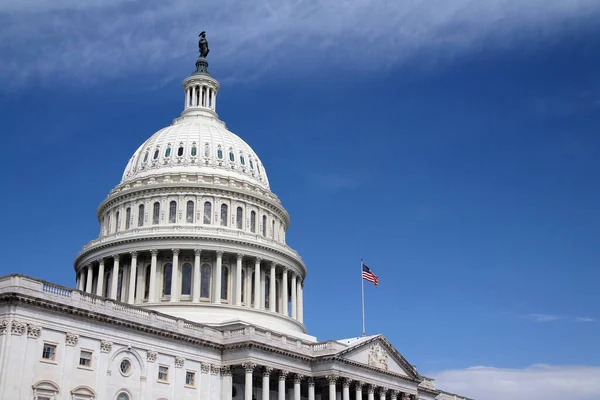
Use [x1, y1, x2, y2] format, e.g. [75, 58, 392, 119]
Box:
[42, 343, 56, 361]
[79, 350, 92, 367]
[185, 371, 196, 387]
[158, 365, 169, 381]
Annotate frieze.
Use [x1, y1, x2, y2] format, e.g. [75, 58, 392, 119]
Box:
[211, 364, 221, 375]
[368, 343, 389, 370]
[65, 333, 79, 346]
[0, 319, 8, 334]
[11, 320, 26, 335]
[201, 363, 210, 373]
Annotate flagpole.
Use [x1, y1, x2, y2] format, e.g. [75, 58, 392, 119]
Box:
[361, 258, 366, 336]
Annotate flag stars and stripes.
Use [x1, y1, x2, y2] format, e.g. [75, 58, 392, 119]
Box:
[362, 264, 379, 287]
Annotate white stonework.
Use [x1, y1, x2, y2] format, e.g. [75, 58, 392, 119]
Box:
[0, 50, 472, 400]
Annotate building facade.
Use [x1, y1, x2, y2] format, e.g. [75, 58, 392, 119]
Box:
[0, 47, 472, 400]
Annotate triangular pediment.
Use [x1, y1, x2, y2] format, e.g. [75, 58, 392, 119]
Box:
[334, 335, 418, 378]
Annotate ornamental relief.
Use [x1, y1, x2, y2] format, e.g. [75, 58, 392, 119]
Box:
[0, 319, 9, 334]
[65, 333, 79, 346]
[11, 320, 26, 336]
[367, 343, 388, 370]
[27, 324, 42, 339]
[100, 339, 112, 353]
[147, 351, 157, 363]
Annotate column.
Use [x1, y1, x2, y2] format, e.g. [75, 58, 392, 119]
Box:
[390, 390, 398, 400]
[96, 259, 105, 296]
[401, 393, 410, 400]
[192, 85, 196, 107]
[297, 279, 303, 322]
[110, 255, 120, 300]
[355, 382, 364, 400]
[213, 90, 217, 110]
[262, 367, 272, 400]
[76, 273, 81, 291]
[184, 87, 188, 109]
[294, 375, 303, 400]
[236, 254, 243, 305]
[170, 249, 179, 302]
[253, 258, 261, 309]
[308, 378, 315, 400]
[222, 366, 233, 400]
[368, 386, 375, 400]
[328, 376, 338, 400]
[149, 249, 158, 302]
[193, 249, 201, 302]
[244, 363, 255, 400]
[278, 371, 288, 400]
[85, 265, 93, 293]
[290, 273, 297, 319]
[281, 268, 288, 316]
[343, 379, 351, 400]
[128, 252, 137, 303]
[215, 251, 223, 304]
[379, 388, 387, 400]
[269, 263, 276, 312]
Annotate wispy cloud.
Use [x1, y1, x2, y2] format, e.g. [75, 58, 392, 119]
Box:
[312, 172, 361, 192]
[2, 0, 600, 88]
[431, 364, 600, 400]
[528, 313, 563, 322]
[575, 317, 596, 323]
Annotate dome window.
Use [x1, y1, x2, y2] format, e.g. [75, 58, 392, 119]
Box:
[217, 148, 223, 159]
[249, 160, 254, 170]
[143, 151, 149, 163]
[240, 155, 246, 166]
[177, 146, 184, 157]
[153, 149, 159, 160]
[229, 151, 235, 162]
[165, 147, 171, 157]
[191, 146, 197, 156]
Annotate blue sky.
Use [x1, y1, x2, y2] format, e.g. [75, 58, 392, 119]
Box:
[1, 1, 600, 399]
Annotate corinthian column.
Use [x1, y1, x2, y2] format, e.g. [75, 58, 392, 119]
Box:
[269, 263, 276, 312]
[343, 379, 352, 400]
[85, 265, 93, 293]
[355, 382, 364, 400]
[278, 371, 288, 400]
[281, 268, 288, 316]
[294, 375, 303, 400]
[110, 255, 120, 300]
[297, 279, 303, 322]
[244, 362, 255, 400]
[328, 375, 338, 400]
[215, 251, 223, 304]
[193, 249, 201, 302]
[148, 249, 158, 302]
[236, 254, 243, 305]
[262, 367, 273, 400]
[308, 378, 315, 400]
[96, 259, 105, 295]
[291, 273, 297, 319]
[368, 386, 375, 400]
[128, 251, 137, 303]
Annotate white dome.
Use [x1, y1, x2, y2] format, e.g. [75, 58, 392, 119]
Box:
[121, 118, 270, 189]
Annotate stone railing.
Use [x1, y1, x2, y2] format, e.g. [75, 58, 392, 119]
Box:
[0, 274, 344, 357]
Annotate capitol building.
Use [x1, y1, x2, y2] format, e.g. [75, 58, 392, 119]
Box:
[0, 39, 471, 400]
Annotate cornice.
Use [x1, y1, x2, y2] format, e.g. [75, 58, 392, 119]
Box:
[314, 356, 420, 384]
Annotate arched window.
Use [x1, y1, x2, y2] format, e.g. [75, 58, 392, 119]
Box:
[169, 201, 177, 223]
[262, 215, 267, 236]
[181, 263, 192, 296]
[249, 159, 254, 170]
[153, 202, 160, 224]
[163, 263, 172, 297]
[138, 204, 145, 227]
[220, 204, 228, 227]
[221, 266, 229, 300]
[143, 151, 149, 162]
[200, 264, 211, 299]
[71, 386, 96, 400]
[125, 207, 131, 230]
[191, 145, 197, 156]
[177, 146, 184, 156]
[116, 211, 120, 231]
[32, 380, 60, 400]
[229, 150, 235, 162]
[117, 393, 130, 400]
[257, 163, 261, 176]
[265, 276, 270, 309]
[241, 269, 246, 303]
[203, 202, 212, 224]
[217, 147, 223, 159]
[250, 211, 256, 233]
[165, 147, 171, 157]
[144, 265, 151, 300]
[272, 220, 275, 239]
[236, 207, 243, 230]
[153, 149, 159, 160]
[240, 155, 246, 166]
[186, 201, 194, 223]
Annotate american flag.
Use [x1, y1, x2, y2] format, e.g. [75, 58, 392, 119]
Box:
[362, 264, 379, 287]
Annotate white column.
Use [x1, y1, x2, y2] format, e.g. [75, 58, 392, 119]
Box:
[76, 273, 81, 291]
[253, 258, 261, 309]
[390, 390, 398, 400]
[215, 251, 223, 304]
[328, 376, 338, 400]
[96, 259, 105, 296]
[213, 89, 217, 110]
[368, 386, 375, 400]
[281, 268, 288, 316]
[294, 375, 302, 400]
[278, 371, 288, 400]
[235, 254, 243, 305]
[193, 249, 201, 302]
[290, 273, 297, 319]
[269, 263, 276, 312]
[128, 252, 137, 303]
[170, 249, 179, 302]
[262, 367, 272, 400]
[222, 367, 233, 400]
[244, 363, 255, 400]
[343, 380, 351, 400]
[379, 389, 387, 400]
[192, 85, 197, 107]
[298, 280, 304, 323]
[149, 249, 158, 302]
[110, 255, 120, 300]
[85, 265, 93, 293]
[184, 87, 188, 109]
[308, 378, 315, 400]
[355, 382, 364, 400]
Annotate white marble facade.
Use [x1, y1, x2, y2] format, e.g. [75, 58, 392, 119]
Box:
[0, 51, 472, 400]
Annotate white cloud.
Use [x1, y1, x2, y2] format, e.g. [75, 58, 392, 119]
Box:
[528, 313, 563, 322]
[1, 0, 599, 87]
[431, 364, 600, 400]
[575, 317, 596, 323]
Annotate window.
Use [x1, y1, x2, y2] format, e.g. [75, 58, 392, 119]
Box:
[221, 266, 229, 300]
[217, 147, 223, 159]
[42, 343, 56, 361]
[144, 265, 151, 300]
[125, 207, 131, 230]
[191, 145, 197, 156]
[241, 270, 246, 303]
[104, 271, 111, 298]
[250, 211, 256, 233]
[169, 201, 177, 223]
[236, 207, 243, 230]
[177, 146, 184, 157]
[200, 264, 211, 298]
[32, 381, 60, 400]
[107, 214, 111, 233]
[116, 211, 120, 231]
[276, 281, 281, 313]
[153, 202, 160, 224]
[229, 151, 235, 161]
[257, 163, 261, 176]
[117, 268, 124, 301]
[220, 204, 228, 227]
[265, 277, 270, 309]
[203, 202, 212, 224]
[249, 159, 254, 170]
[163, 263, 172, 297]
[143, 151, 149, 162]
[250, 271, 255, 307]
[165, 147, 171, 157]
[117, 393, 130, 400]
[186, 371, 196, 387]
[262, 215, 267, 236]
[158, 365, 169, 381]
[119, 359, 132, 376]
[71, 386, 96, 400]
[153, 149, 159, 160]
[186, 201, 194, 223]
[272, 220, 275, 239]
[181, 263, 192, 296]
[138, 204, 145, 227]
[240, 155, 245, 166]
[101, 217, 105, 235]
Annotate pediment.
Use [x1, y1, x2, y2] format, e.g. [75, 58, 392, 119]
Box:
[335, 335, 418, 378]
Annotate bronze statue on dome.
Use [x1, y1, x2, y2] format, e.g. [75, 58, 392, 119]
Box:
[199, 31, 210, 58]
